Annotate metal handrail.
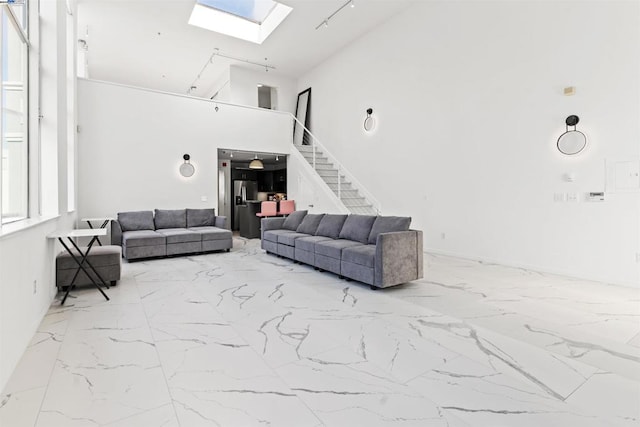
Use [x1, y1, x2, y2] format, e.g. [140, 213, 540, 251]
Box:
[291, 115, 381, 214]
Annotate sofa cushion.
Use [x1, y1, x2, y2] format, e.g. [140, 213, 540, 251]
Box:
[338, 215, 377, 244]
[342, 245, 376, 268]
[295, 235, 333, 252]
[296, 214, 325, 235]
[118, 211, 155, 232]
[122, 230, 166, 247]
[278, 232, 311, 247]
[315, 214, 348, 239]
[189, 226, 232, 241]
[282, 210, 308, 231]
[186, 208, 216, 228]
[156, 228, 200, 244]
[368, 216, 412, 244]
[154, 209, 187, 229]
[315, 239, 364, 260]
[56, 245, 122, 270]
[263, 229, 297, 243]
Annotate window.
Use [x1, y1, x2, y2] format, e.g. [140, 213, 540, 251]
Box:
[1, 1, 29, 224]
[189, 0, 292, 44]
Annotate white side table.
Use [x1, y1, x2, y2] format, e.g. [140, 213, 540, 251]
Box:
[48, 228, 110, 305]
[80, 217, 114, 246]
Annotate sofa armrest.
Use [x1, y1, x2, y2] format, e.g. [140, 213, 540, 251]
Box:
[260, 217, 286, 240]
[374, 230, 423, 288]
[215, 216, 228, 229]
[111, 220, 123, 246]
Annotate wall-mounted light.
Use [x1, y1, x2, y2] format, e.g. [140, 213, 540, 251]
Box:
[180, 154, 195, 177]
[249, 154, 264, 169]
[364, 108, 375, 132]
[557, 115, 586, 155]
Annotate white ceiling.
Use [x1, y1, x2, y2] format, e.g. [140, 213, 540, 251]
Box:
[76, 0, 413, 98]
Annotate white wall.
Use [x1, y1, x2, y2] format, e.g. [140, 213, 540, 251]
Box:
[76, 79, 293, 220]
[1, 0, 78, 391]
[229, 65, 297, 114]
[298, 1, 640, 287]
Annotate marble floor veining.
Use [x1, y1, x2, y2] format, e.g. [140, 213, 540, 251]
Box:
[1, 238, 639, 426]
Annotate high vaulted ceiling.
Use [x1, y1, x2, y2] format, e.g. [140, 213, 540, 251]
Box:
[77, 0, 413, 98]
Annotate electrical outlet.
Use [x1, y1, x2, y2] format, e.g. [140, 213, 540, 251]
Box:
[33, 279, 37, 294]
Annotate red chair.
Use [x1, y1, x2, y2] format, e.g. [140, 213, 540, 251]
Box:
[278, 200, 295, 216]
[256, 201, 277, 217]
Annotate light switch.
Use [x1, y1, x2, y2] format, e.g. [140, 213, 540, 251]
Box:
[614, 161, 640, 190]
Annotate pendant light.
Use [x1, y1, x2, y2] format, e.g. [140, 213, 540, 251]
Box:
[249, 154, 264, 169]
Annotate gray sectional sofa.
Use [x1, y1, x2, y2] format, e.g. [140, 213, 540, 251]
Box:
[111, 208, 232, 260]
[261, 211, 423, 289]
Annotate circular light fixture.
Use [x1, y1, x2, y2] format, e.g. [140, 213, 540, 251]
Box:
[557, 115, 587, 155]
[180, 154, 195, 177]
[364, 108, 375, 132]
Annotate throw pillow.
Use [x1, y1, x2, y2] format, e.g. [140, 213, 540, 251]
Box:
[186, 208, 216, 228]
[282, 210, 308, 231]
[338, 215, 377, 244]
[368, 216, 411, 244]
[118, 211, 155, 232]
[154, 209, 187, 229]
[315, 214, 348, 239]
[296, 214, 325, 235]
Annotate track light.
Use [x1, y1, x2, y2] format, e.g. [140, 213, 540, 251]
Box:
[316, 0, 356, 30]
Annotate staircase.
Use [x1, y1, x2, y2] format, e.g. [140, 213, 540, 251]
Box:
[295, 144, 378, 215]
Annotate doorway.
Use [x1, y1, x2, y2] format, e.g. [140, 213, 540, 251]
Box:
[258, 84, 277, 110]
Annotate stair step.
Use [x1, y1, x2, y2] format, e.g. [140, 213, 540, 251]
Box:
[332, 189, 359, 198]
[296, 144, 319, 153]
[321, 176, 348, 185]
[311, 162, 334, 170]
[317, 169, 343, 177]
[303, 156, 329, 165]
[341, 197, 368, 207]
[327, 182, 354, 191]
[350, 206, 378, 215]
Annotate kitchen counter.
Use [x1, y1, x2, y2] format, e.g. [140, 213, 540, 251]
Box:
[238, 201, 262, 239]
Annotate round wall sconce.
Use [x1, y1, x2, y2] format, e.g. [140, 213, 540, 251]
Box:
[364, 108, 375, 132]
[179, 154, 195, 177]
[557, 115, 587, 155]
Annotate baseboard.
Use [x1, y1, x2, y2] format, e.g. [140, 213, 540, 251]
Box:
[423, 248, 638, 289]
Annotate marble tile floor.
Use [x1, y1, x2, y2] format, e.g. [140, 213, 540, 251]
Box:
[1, 237, 638, 426]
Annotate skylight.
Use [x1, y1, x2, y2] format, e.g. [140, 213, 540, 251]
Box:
[189, 0, 293, 44]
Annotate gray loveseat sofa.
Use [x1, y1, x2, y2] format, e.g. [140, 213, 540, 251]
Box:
[261, 211, 423, 289]
[111, 208, 232, 260]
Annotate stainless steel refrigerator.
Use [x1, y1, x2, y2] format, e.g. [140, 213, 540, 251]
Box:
[232, 180, 258, 230]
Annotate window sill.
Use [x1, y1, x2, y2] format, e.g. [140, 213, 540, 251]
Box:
[0, 215, 60, 240]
